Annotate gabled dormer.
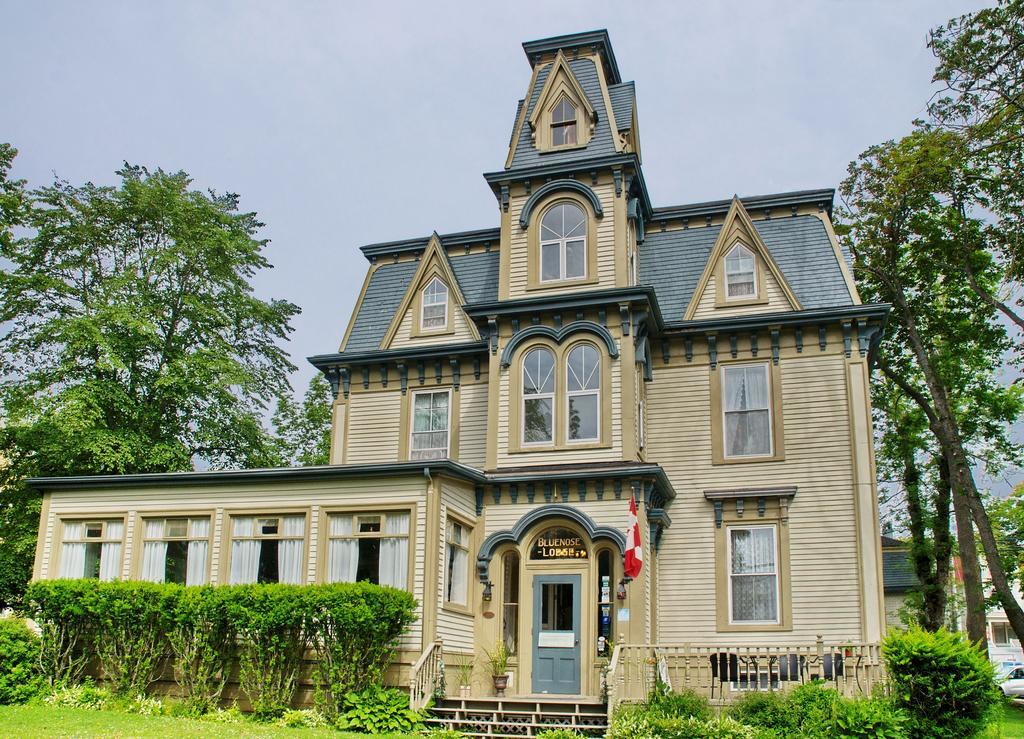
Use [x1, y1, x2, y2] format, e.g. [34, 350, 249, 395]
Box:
[380, 234, 480, 349]
[527, 51, 597, 153]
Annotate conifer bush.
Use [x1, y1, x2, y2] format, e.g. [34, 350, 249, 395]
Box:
[0, 617, 45, 704]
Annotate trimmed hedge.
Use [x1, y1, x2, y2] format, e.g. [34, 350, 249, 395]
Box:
[23, 579, 417, 716]
[0, 617, 45, 704]
[883, 627, 1000, 738]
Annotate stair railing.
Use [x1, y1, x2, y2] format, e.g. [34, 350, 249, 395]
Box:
[409, 639, 444, 711]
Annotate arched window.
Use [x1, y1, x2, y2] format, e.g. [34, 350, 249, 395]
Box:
[724, 244, 756, 299]
[540, 202, 586, 283]
[551, 96, 578, 146]
[421, 277, 448, 330]
[522, 347, 555, 444]
[566, 344, 600, 442]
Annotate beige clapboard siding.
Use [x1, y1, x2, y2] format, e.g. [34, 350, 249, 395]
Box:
[649, 353, 863, 644]
[438, 481, 477, 651]
[507, 181, 617, 299]
[692, 265, 794, 319]
[459, 383, 488, 470]
[483, 499, 631, 538]
[388, 303, 478, 350]
[41, 477, 430, 649]
[346, 391, 402, 463]
[494, 359, 623, 467]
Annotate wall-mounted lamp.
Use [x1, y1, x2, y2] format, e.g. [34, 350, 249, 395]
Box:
[617, 577, 631, 600]
[482, 581, 494, 601]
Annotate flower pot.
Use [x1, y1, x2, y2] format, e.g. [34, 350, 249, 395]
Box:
[460, 685, 471, 698]
[492, 673, 509, 697]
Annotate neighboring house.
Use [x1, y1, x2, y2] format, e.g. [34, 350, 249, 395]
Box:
[28, 30, 889, 701]
[978, 565, 1024, 671]
[881, 535, 919, 629]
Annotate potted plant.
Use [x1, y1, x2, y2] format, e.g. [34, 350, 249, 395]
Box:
[483, 639, 511, 697]
[451, 654, 474, 698]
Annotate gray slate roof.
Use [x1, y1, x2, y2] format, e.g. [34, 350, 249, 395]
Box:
[608, 82, 634, 131]
[639, 215, 854, 322]
[342, 251, 500, 353]
[882, 548, 919, 593]
[509, 57, 620, 170]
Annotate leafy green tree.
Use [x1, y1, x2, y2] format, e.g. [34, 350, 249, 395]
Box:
[0, 157, 300, 607]
[269, 374, 333, 467]
[840, 126, 1024, 647]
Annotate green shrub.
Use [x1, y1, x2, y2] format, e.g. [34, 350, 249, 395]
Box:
[304, 581, 417, 717]
[336, 685, 425, 733]
[646, 685, 712, 721]
[91, 580, 179, 695]
[831, 696, 907, 738]
[883, 627, 1000, 738]
[276, 708, 331, 728]
[610, 704, 764, 739]
[0, 617, 44, 704]
[227, 584, 308, 718]
[44, 682, 115, 710]
[168, 585, 236, 714]
[24, 579, 99, 687]
[728, 690, 791, 732]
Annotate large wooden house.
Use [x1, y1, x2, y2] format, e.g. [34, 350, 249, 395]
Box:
[30, 30, 888, 705]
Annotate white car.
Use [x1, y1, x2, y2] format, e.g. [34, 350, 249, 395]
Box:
[999, 665, 1024, 697]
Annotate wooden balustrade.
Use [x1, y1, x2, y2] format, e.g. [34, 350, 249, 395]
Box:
[409, 639, 444, 711]
[606, 637, 883, 716]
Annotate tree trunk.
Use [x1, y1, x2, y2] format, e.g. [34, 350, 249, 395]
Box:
[903, 450, 946, 630]
[892, 288, 1024, 644]
[931, 456, 954, 630]
[952, 471, 988, 650]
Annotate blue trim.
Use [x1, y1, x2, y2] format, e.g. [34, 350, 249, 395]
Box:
[518, 180, 604, 229]
[500, 320, 618, 368]
[476, 504, 626, 581]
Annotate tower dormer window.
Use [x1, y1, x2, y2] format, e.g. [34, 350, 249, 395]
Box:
[421, 277, 448, 330]
[724, 243, 756, 299]
[551, 97, 578, 147]
[540, 202, 586, 282]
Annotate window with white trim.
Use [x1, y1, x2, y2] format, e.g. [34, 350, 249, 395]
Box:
[141, 517, 211, 585]
[229, 515, 305, 584]
[522, 346, 555, 444]
[728, 525, 779, 624]
[445, 518, 469, 606]
[58, 519, 124, 581]
[540, 202, 586, 282]
[724, 243, 756, 299]
[566, 343, 600, 442]
[410, 389, 450, 460]
[723, 363, 772, 457]
[550, 97, 578, 147]
[993, 622, 1014, 646]
[421, 277, 448, 331]
[325, 512, 410, 589]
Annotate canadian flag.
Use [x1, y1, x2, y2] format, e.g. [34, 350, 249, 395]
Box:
[624, 493, 643, 579]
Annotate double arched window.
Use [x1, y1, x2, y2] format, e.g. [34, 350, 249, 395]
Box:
[521, 343, 601, 446]
[540, 202, 587, 283]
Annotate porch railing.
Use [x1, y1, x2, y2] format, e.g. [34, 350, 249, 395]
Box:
[409, 639, 444, 711]
[606, 637, 883, 719]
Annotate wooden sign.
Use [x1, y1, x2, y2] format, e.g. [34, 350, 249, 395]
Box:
[531, 527, 588, 560]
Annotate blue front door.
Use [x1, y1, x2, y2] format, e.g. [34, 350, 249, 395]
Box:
[532, 574, 581, 694]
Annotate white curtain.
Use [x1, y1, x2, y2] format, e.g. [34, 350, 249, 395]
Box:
[379, 512, 409, 589]
[98, 521, 124, 581]
[59, 522, 85, 578]
[724, 366, 770, 455]
[730, 528, 777, 622]
[141, 519, 167, 582]
[277, 515, 306, 585]
[327, 515, 358, 583]
[230, 516, 260, 584]
[447, 544, 468, 605]
[186, 518, 210, 586]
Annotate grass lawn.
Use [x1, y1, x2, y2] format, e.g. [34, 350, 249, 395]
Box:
[0, 703, 408, 738]
[985, 700, 1024, 739]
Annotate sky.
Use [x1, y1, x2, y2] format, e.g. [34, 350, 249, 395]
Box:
[0, 0, 993, 393]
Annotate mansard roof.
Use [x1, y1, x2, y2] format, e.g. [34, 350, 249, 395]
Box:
[608, 81, 635, 132]
[641, 211, 855, 322]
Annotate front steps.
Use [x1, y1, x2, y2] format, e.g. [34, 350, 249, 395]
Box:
[427, 696, 608, 737]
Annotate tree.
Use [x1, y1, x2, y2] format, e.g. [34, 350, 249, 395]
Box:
[270, 374, 334, 467]
[0, 158, 300, 607]
[840, 127, 1024, 647]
